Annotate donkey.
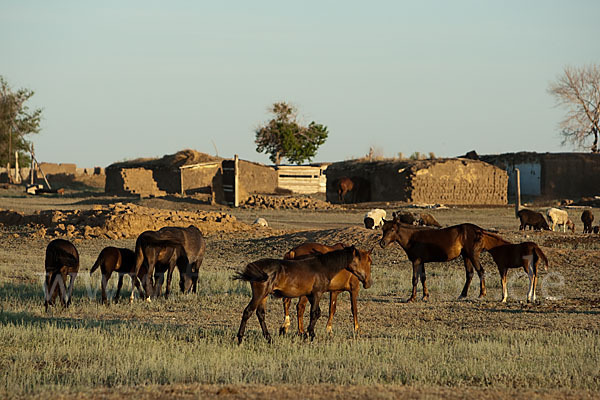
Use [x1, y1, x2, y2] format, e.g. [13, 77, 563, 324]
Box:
[44, 239, 79, 311]
[234, 246, 373, 344]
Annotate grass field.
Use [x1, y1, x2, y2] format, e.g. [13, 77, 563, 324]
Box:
[0, 196, 599, 399]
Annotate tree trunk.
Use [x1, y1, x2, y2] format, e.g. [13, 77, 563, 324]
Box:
[592, 127, 599, 153]
[275, 151, 281, 165]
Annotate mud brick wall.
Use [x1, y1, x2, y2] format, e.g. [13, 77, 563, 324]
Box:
[326, 159, 507, 205]
[238, 160, 278, 199]
[105, 167, 165, 197]
[406, 159, 508, 205]
[37, 163, 77, 176]
[181, 163, 221, 194]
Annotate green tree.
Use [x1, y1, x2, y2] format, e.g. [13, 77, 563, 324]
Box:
[0, 76, 42, 168]
[548, 65, 600, 153]
[255, 102, 328, 165]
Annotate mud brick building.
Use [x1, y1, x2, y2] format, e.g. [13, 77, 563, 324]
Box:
[325, 158, 508, 205]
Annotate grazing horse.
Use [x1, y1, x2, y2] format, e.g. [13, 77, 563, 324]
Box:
[234, 246, 373, 344]
[280, 242, 367, 336]
[134, 225, 206, 301]
[480, 232, 549, 303]
[337, 177, 354, 203]
[90, 247, 146, 304]
[44, 239, 79, 311]
[379, 218, 486, 302]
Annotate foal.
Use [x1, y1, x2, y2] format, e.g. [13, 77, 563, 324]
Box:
[234, 246, 372, 344]
[481, 232, 549, 303]
[280, 242, 365, 336]
[90, 247, 146, 304]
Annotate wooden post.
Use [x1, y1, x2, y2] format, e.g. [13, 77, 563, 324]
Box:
[14, 151, 21, 184]
[30, 146, 35, 185]
[180, 167, 185, 195]
[514, 168, 521, 218]
[233, 154, 239, 208]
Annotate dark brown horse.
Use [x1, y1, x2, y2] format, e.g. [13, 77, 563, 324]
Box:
[480, 231, 549, 303]
[44, 239, 79, 311]
[280, 242, 366, 336]
[379, 218, 486, 302]
[90, 247, 146, 304]
[337, 177, 354, 203]
[234, 246, 373, 344]
[134, 225, 206, 301]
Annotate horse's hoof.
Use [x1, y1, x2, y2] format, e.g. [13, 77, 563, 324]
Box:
[422, 295, 429, 302]
[237, 336, 243, 345]
[405, 297, 415, 303]
[279, 327, 287, 336]
[145, 298, 152, 303]
[458, 295, 467, 301]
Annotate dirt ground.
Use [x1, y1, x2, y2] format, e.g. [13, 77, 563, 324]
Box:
[1, 189, 599, 399]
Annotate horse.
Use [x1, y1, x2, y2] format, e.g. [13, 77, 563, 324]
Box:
[90, 247, 146, 304]
[280, 242, 367, 336]
[337, 177, 354, 203]
[480, 231, 549, 303]
[379, 218, 487, 302]
[134, 225, 206, 301]
[44, 239, 79, 311]
[234, 246, 373, 344]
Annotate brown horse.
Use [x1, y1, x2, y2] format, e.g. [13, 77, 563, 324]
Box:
[234, 246, 373, 344]
[379, 218, 486, 302]
[134, 225, 206, 301]
[480, 232, 549, 303]
[280, 242, 366, 336]
[90, 247, 146, 304]
[44, 239, 79, 311]
[337, 177, 354, 203]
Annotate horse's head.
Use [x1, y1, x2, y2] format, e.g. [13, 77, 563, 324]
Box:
[379, 219, 399, 248]
[345, 246, 373, 289]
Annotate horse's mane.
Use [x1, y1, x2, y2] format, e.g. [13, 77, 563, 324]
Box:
[312, 247, 354, 271]
[481, 230, 511, 250]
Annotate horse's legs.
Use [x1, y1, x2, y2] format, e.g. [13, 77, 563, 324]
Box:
[407, 261, 420, 302]
[296, 296, 308, 336]
[420, 263, 429, 301]
[256, 297, 271, 343]
[460, 258, 474, 299]
[101, 271, 111, 305]
[164, 264, 175, 299]
[114, 273, 124, 304]
[66, 272, 76, 307]
[306, 293, 322, 341]
[279, 298, 292, 335]
[525, 257, 536, 303]
[500, 268, 508, 302]
[237, 284, 267, 344]
[472, 254, 486, 298]
[326, 291, 339, 335]
[350, 286, 360, 334]
[132, 275, 145, 303]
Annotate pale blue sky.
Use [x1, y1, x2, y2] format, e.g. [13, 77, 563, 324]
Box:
[2, 1, 599, 167]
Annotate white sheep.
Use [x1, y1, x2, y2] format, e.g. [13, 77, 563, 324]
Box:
[253, 217, 268, 227]
[364, 209, 386, 229]
[546, 208, 575, 233]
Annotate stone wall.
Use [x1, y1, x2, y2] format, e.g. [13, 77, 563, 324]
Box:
[326, 158, 507, 205]
[238, 160, 278, 199]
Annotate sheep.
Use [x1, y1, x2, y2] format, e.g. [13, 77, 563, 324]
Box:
[253, 217, 268, 227]
[394, 211, 419, 225]
[581, 210, 594, 233]
[517, 209, 549, 231]
[418, 213, 441, 227]
[364, 209, 386, 229]
[546, 208, 575, 233]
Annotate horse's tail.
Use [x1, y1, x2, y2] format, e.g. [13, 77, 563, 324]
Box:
[534, 245, 549, 271]
[134, 237, 145, 275]
[89, 251, 104, 275]
[233, 262, 269, 282]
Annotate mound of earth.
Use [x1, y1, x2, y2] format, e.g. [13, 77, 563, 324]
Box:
[0, 203, 276, 240]
[240, 194, 341, 210]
